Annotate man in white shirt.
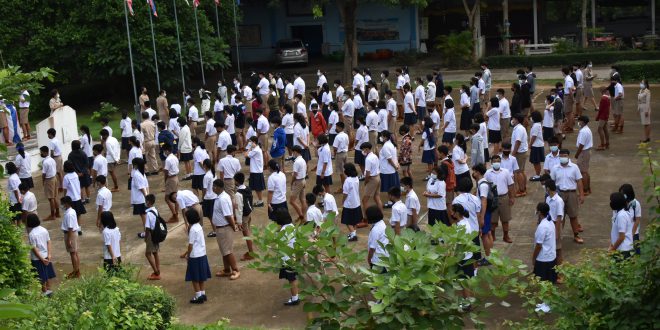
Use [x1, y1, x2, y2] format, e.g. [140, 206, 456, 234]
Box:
[403, 84, 417, 128]
[543, 137, 561, 175]
[257, 72, 270, 105]
[510, 114, 528, 196]
[360, 142, 382, 218]
[218, 145, 241, 197]
[532, 203, 558, 296]
[496, 89, 511, 140]
[315, 135, 333, 192]
[91, 144, 108, 181]
[365, 104, 379, 147]
[293, 73, 306, 104]
[395, 68, 406, 117]
[414, 77, 427, 134]
[289, 146, 308, 222]
[352, 68, 365, 93]
[562, 67, 576, 131]
[100, 129, 121, 192]
[60, 196, 81, 279]
[284, 77, 295, 108]
[366, 206, 389, 269]
[484, 155, 515, 244]
[19, 184, 37, 223]
[242, 84, 254, 116]
[40, 146, 59, 220]
[212, 179, 241, 280]
[94, 175, 113, 229]
[573, 63, 584, 118]
[215, 121, 232, 162]
[550, 149, 585, 244]
[611, 78, 625, 133]
[47, 128, 64, 190]
[144, 100, 157, 120]
[574, 115, 593, 195]
[385, 90, 398, 138]
[544, 179, 565, 268]
[161, 144, 180, 222]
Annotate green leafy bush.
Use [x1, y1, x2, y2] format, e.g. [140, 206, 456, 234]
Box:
[482, 50, 660, 69]
[0, 198, 38, 295]
[4, 272, 176, 329]
[612, 60, 660, 82]
[251, 220, 525, 329]
[91, 101, 119, 121]
[551, 37, 578, 54]
[435, 31, 474, 67]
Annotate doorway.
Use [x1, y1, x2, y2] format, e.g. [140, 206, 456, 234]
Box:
[291, 25, 323, 57]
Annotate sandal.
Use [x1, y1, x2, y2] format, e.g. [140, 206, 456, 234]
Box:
[215, 270, 232, 277]
[596, 145, 606, 151]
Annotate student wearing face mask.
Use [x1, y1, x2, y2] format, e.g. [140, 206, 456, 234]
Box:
[424, 165, 448, 226]
[574, 116, 593, 196]
[637, 79, 651, 143]
[379, 70, 390, 100]
[543, 137, 561, 175]
[510, 114, 528, 196]
[608, 192, 634, 259]
[583, 61, 598, 111]
[499, 142, 519, 185]
[485, 155, 515, 243]
[550, 149, 585, 244]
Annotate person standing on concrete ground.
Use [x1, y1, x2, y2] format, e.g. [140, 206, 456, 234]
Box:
[385, 90, 397, 139]
[544, 179, 565, 278]
[481, 62, 492, 106]
[562, 67, 576, 133]
[178, 117, 193, 180]
[637, 79, 651, 143]
[573, 63, 585, 118]
[156, 90, 169, 126]
[99, 129, 120, 192]
[496, 89, 511, 140]
[379, 70, 390, 100]
[257, 72, 270, 113]
[583, 61, 598, 111]
[574, 116, 593, 196]
[211, 179, 241, 280]
[40, 146, 60, 220]
[414, 77, 426, 135]
[550, 149, 585, 244]
[18, 89, 31, 140]
[485, 155, 515, 244]
[293, 72, 306, 105]
[316, 69, 327, 95]
[425, 74, 437, 115]
[162, 143, 180, 223]
[433, 69, 445, 108]
[139, 87, 149, 112]
[141, 112, 160, 175]
[510, 114, 528, 197]
[472, 164, 493, 265]
[475, 72, 487, 109]
[525, 66, 536, 111]
[352, 68, 365, 94]
[395, 68, 406, 120]
[469, 78, 481, 120]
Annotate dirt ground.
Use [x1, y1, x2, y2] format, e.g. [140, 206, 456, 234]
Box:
[10, 82, 655, 329]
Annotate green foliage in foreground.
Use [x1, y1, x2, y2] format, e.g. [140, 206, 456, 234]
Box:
[251, 220, 526, 329]
[612, 60, 660, 82]
[0, 198, 38, 295]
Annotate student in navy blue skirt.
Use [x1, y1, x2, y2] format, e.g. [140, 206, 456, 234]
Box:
[273, 208, 300, 306]
[181, 209, 212, 304]
[419, 117, 437, 180]
[27, 214, 56, 296]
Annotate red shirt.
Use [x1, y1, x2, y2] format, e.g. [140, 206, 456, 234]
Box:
[596, 95, 610, 121]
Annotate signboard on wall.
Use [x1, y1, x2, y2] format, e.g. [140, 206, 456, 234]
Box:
[356, 18, 399, 41]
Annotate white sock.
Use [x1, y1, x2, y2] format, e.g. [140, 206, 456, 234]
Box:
[291, 295, 299, 301]
[201, 290, 205, 295]
[195, 291, 202, 298]
[351, 231, 357, 237]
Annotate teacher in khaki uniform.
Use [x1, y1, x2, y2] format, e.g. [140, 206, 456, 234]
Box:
[140, 112, 160, 175]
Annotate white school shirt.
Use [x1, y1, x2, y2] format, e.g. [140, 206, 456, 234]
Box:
[353, 94, 364, 109]
[500, 155, 519, 179]
[511, 124, 529, 153]
[530, 123, 544, 147]
[486, 108, 500, 131]
[368, 220, 389, 264]
[366, 111, 379, 132]
[322, 193, 338, 219]
[478, 122, 489, 145]
[333, 132, 349, 153]
[267, 171, 287, 204]
[164, 153, 179, 176]
[276, 77, 284, 90]
[21, 191, 37, 213]
[322, 91, 333, 105]
[96, 186, 112, 211]
[193, 147, 209, 175]
[614, 83, 624, 99]
[575, 69, 584, 88]
[293, 123, 309, 148]
[104, 137, 121, 163]
[285, 83, 295, 100]
[342, 177, 361, 208]
[294, 77, 306, 95]
[81, 135, 93, 157]
[203, 171, 217, 200]
[28, 226, 50, 261]
[543, 152, 560, 174]
[422, 131, 434, 150]
[460, 91, 470, 108]
[103, 125, 114, 138]
[336, 85, 345, 100]
[246, 126, 257, 142]
[93, 155, 108, 177]
[170, 103, 182, 115]
[387, 98, 397, 119]
[543, 107, 554, 128]
[476, 178, 491, 202]
[306, 205, 324, 227]
[219, 155, 241, 179]
[484, 168, 513, 195]
[49, 138, 63, 157]
[405, 190, 421, 216]
[19, 90, 30, 108]
[364, 153, 380, 176]
[611, 210, 633, 252]
[342, 99, 355, 117]
[404, 91, 414, 114]
[355, 125, 369, 150]
[426, 82, 437, 102]
[430, 109, 441, 130]
[379, 141, 397, 174]
[546, 193, 564, 222]
[176, 190, 199, 209]
[205, 118, 217, 136]
[42, 156, 57, 178]
[452, 192, 481, 232]
[457, 218, 476, 260]
[248, 145, 264, 174]
[535, 218, 556, 262]
[396, 75, 405, 89]
[293, 156, 307, 179]
[169, 120, 181, 136]
[550, 162, 582, 191]
[212, 191, 234, 227]
[628, 199, 642, 234]
[415, 85, 426, 107]
[280, 223, 296, 262]
[258, 77, 270, 95]
[316, 144, 333, 176]
[282, 113, 295, 134]
[217, 130, 232, 151]
[188, 223, 207, 258]
[452, 145, 469, 175]
[130, 170, 148, 204]
[145, 207, 158, 230]
[102, 227, 121, 259]
[564, 75, 574, 94]
[352, 73, 365, 92]
[328, 111, 339, 134]
[63, 173, 81, 201]
[426, 178, 446, 210]
[179, 126, 193, 153]
[243, 86, 253, 101]
[444, 108, 456, 133]
[15, 153, 31, 179]
[214, 100, 224, 113]
[443, 94, 454, 112]
[377, 109, 389, 132]
[368, 88, 379, 103]
[128, 147, 143, 167]
[390, 200, 408, 227]
[576, 126, 593, 150]
[498, 97, 511, 119]
[132, 129, 144, 147]
[296, 102, 307, 118]
[478, 79, 486, 94]
[225, 114, 236, 134]
[61, 208, 80, 232]
[257, 115, 269, 134]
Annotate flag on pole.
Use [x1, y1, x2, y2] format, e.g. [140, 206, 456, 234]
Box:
[193, 0, 200, 7]
[127, 0, 134, 15]
[215, 0, 220, 5]
[147, 0, 158, 17]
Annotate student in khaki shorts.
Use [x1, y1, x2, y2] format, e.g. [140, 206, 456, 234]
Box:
[211, 179, 240, 280]
[60, 196, 81, 279]
[360, 142, 383, 219]
[161, 144, 180, 223]
[234, 173, 255, 261]
[550, 149, 585, 244]
[289, 146, 307, 224]
[510, 114, 529, 197]
[144, 194, 161, 280]
[40, 146, 60, 220]
[484, 155, 515, 243]
[332, 122, 349, 193]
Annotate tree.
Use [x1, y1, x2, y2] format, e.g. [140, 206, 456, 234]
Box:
[581, 0, 588, 48]
[462, 0, 481, 62]
[0, 67, 55, 105]
[502, 0, 510, 55]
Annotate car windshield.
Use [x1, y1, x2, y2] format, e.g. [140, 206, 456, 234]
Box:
[278, 40, 303, 49]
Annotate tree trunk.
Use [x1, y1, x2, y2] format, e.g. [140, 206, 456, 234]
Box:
[338, 0, 358, 83]
[462, 0, 480, 63]
[581, 0, 588, 48]
[502, 0, 509, 55]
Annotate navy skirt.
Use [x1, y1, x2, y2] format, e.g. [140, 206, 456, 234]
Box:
[121, 137, 131, 151]
[533, 259, 558, 283]
[530, 146, 545, 164]
[341, 206, 363, 225]
[268, 201, 289, 220]
[79, 174, 91, 188]
[285, 134, 294, 148]
[249, 172, 266, 191]
[32, 259, 56, 283]
[380, 172, 400, 193]
[202, 199, 215, 218]
[301, 148, 312, 162]
[428, 208, 449, 226]
[230, 134, 237, 146]
[72, 199, 87, 215]
[404, 113, 417, 125]
[488, 129, 502, 143]
[542, 126, 554, 141]
[185, 255, 212, 282]
[328, 133, 337, 147]
[192, 175, 205, 190]
[316, 175, 333, 187]
[421, 149, 436, 164]
[180, 152, 193, 162]
[460, 107, 472, 131]
[354, 149, 365, 167]
[132, 203, 146, 215]
[279, 267, 297, 282]
[442, 132, 456, 144]
[20, 177, 34, 189]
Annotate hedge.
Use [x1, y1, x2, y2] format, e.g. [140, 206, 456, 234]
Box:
[482, 51, 660, 68]
[612, 60, 660, 81]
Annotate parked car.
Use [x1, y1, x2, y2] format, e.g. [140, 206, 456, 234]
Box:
[274, 39, 308, 66]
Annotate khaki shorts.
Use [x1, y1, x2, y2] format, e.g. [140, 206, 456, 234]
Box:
[577, 149, 590, 172]
[242, 215, 251, 226]
[500, 117, 510, 140]
[205, 135, 218, 153]
[291, 179, 306, 201]
[612, 99, 624, 115]
[187, 204, 203, 222]
[224, 179, 236, 198]
[363, 175, 381, 198]
[575, 88, 584, 104]
[368, 131, 378, 148]
[44, 176, 58, 199]
[491, 194, 512, 224]
[395, 90, 403, 105]
[559, 190, 579, 219]
[165, 176, 179, 195]
[246, 101, 253, 116]
[640, 109, 651, 126]
[342, 116, 353, 136]
[108, 162, 117, 171]
[335, 152, 347, 174]
[19, 108, 29, 124]
[555, 220, 563, 250]
[54, 156, 63, 175]
[564, 93, 575, 114]
[258, 134, 268, 150]
[145, 237, 160, 253]
[515, 152, 528, 171]
[598, 120, 608, 128]
[65, 232, 78, 253]
[215, 225, 234, 256]
[217, 149, 227, 161]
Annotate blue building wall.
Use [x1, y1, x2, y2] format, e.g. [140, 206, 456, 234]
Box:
[232, 1, 419, 63]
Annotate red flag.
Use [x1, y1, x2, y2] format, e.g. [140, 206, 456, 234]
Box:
[215, 0, 220, 5]
[193, 0, 200, 7]
[147, 0, 158, 17]
[127, 0, 134, 15]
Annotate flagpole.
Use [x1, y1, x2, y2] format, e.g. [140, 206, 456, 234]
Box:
[193, 5, 206, 86]
[147, 1, 161, 91]
[124, 0, 140, 122]
[232, 0, 241, 80]
[214, 3, 224, 81]
[173, 0, 187, 113]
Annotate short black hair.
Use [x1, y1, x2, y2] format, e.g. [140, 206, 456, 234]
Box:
[305, 193, 317, 206]
[343, 163, 358, 177]
[47, 128, 56, 136]
[95, 175, 107, 185]
[545, 179, 557, 192]
[19, 183, 29, 192]
[578, 115, 589, 124]
[401, 176, 412, 187]
[452, 204, 469, 219]
[456, 177, 473, 193]
[388, 186, 401, 198]
[146, 194, 156, 205]
[437, 145, 449, 156]
[472, 163, 487, 175]
[536, 202, 550, 217]
[100, 211, 117, 229]
[60, 196, 72, 205]
[530, 111, 542, 123]
[312, 185, 325, 195]
[360, 142, 372, 150]
[234, 172, 245, 185]
[186, 208, 201, 224]
[26, 214, 40, 228]
[365, 205, 384, 224]
[618, 183, 635, 202]
[213, 178, 225, 189]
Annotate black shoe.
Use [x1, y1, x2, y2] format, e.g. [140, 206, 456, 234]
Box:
[201, 294, 208, 302]
[182, 176, 193, 181]
[253, 201, 264, 207]
[83, 198, 90, 204]
[284, 298, 300, 306]
[151, 171, 159, 176]
[145, 172, 152, 177]
[529, 176, 541, 182]
[207, 232, 217, 238]
[190, 296, 205, 304]
[78, 231, 83, 236]
[285, 156, 295, 162]
[477, 258, 491, 267]
[348, 236, 358, 242]
[137, 232, 146, 239]
[383, 202, 393, 209]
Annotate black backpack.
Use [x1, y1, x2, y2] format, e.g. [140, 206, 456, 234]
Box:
[238, 187, 253, 217]
[479, 181, 499, 212]
[148, 210, 168, 244]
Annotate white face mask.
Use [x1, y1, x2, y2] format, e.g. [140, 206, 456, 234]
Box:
[640, 83, 646, 90]
[492, 162, 501, 171]
[400, 186, 406, 193]
[587, 64, 593, 68]
[334, 84, 338, 88]
[218, 83, 222, 86]
[380, 74, 385, 78]
[510, 120, 516, 126]
[560, 157, 569, 165]
[317, 71, 322, 76]
[379, 137, 385, 143]
[429, 173, 437, 179]
[550, 145, 559, 153]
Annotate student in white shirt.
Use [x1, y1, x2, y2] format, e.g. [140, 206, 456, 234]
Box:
[575, 115, 593, 195]
[366, 206, 389, 270]
[486, 97, 502, 154]
[388, 186, 408, 235]
[267, 159, 288, 221]
[246, 136, 266, 206]
[377, 100, 389, 138]
[532, 202, 558, 307]
[60, 196, 81, 279]
[315, 134, 333, 192]
[91, 144, 108, 180]
[100, 211, 122, 272]
[143, 194, 162, 280]
[40, 147, 60, 220]
[62, 161, 86, 230]
[618, 184, 642, 255]
[414, 77, 427, 134]
[94, 175, 113, 229]
[19, 183, 37, 224]
[180, 209, 212, 304]
[293, 113, 311, 162]
[354, 117, 369, 178]
[485, 155, 515, 243]
[496, 89, 512, 140]
[27, 215, 56, 295]
[609, 192, 634, 258]
[282, 105, 296, 156]
[402, 84, 417, 128]
[510, 114, 529, 196]
[424, 166, 448, 226]
[215, 121, 232, 162]
[452, 134, 470, 183]
[305, 193, 324, 237]
[360, 143, 383, 222]
[365, 102, 380, 147]
[451, 203, 478, 302]
[442, 99, 457, 146]
[385, 91, 398, 138]
[341, 163, 362, 241]
[211, 179, 241, 280]
[401, 177, 421, 231]
[550, 149, 585, 244]
[452, 178, 482, 260]
[379, 130, 401, 208]
[331, 122, 349, 191]
[131, 158, 149, 238]
[528, 111, 545, 181]
[544, 179, 565, 268]
[543, 137, 561, 175]
[199, 159, 217, 236]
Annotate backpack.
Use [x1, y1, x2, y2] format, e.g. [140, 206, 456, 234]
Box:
[238, 187, 253, 217]
[479, 181, 499, 212]
[441, 159, 456, 191]
[148, 210, 168, 244]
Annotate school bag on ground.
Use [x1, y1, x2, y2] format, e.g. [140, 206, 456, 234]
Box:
[479, 181, 499, 212]
[238, 187, 253, 217]
[149, 210, 168, 243]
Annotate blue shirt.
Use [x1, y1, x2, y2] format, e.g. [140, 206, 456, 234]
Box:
[158, 130, 178, 160]
[270, 127, 286, 158]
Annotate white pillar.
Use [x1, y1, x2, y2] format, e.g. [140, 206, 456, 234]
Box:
[533, 0, 538, 44]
